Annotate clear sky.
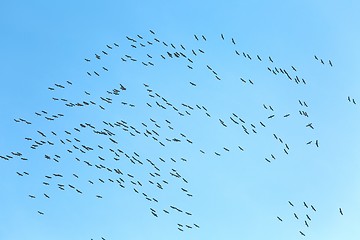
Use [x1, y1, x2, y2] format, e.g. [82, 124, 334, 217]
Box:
[1, 1, 360, 239]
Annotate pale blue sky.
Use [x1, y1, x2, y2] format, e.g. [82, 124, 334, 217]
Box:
[1, 1, 360, 239]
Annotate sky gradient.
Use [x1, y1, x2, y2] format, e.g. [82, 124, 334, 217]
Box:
[1, 1, 360, 239]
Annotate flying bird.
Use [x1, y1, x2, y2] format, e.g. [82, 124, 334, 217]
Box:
[311, 205, 316, 212]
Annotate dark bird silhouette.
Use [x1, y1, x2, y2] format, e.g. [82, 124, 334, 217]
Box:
[340, 208, 343, 215]
[120, 84, 126, 90]
[311, 205, 316, 212]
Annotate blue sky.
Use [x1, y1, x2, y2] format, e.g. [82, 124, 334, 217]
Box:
[1, 1, 360, 239]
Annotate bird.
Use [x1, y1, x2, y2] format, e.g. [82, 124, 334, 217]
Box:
[311, 205, 316, 212]
[120, 84, 126, 90]
[339, 208, 343, 215]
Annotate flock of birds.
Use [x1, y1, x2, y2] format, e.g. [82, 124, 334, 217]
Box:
[2, 29, 353, 239]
